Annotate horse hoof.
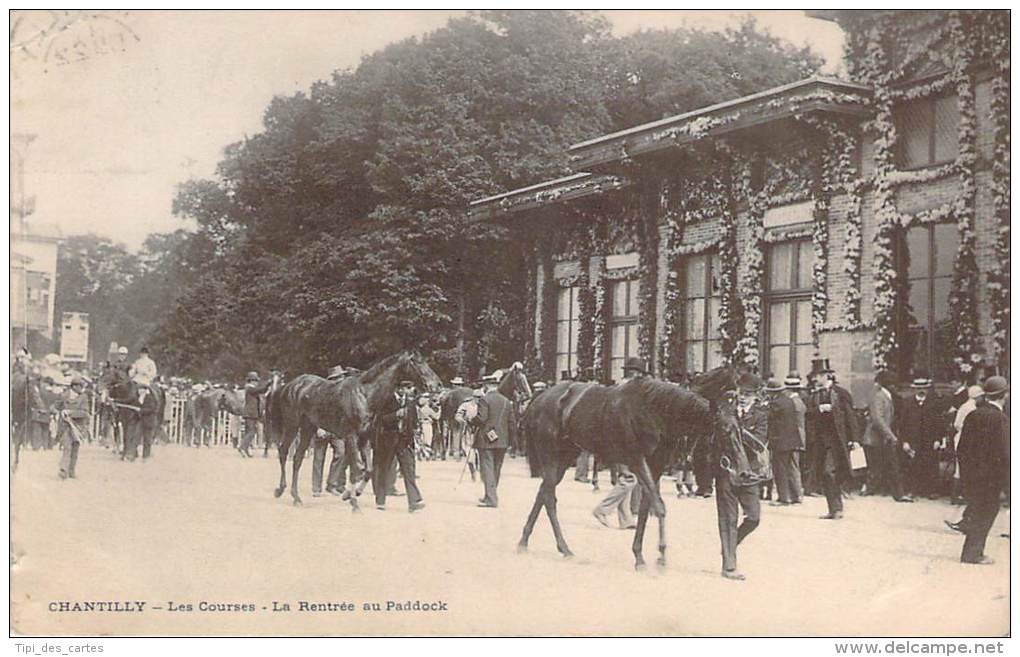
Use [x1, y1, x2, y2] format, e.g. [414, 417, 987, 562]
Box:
[516, 543, 528, 554]
[292, 498, 303, 507]
[635, 562, 647, 572]
[561, 551, 574, 560]
[656, 558, 667, 570]
[273, 488, 284, 499]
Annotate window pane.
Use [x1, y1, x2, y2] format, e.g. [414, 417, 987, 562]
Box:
[570, 288, 581, 321]
[897, 100, 933, 168]
[610, 359, 624, 385]
[796, 241, 814, 289]
[769, 242, 794, 291]
[905, 227, 930, 280]
[706, 340, 724, 371]
[611, 324, 626, 360]
[794, 346, 814, 378]
[707, 296, 721, 339]
[556, 355, 570, 381]
[627, 325, 639, 359]
[934, 95, 960, 163]
[770, 302, 791, 345]
[685, 298, 706, 340]
[612, 282, 627, 318]
[628, 280, 640, 316]
[769, 346, 791, 381]
[557, 288, 571, 321]
[907, 325, 930, 378]
[556, 321, 570, 354]
[685, 256, 707, 298]
[933, 224, 959, 277]
[906, 279, 931, 332]
[932, 276, 952, 325]
[570, 316, 580, 359]
[795, 300, 813, 345]
[685, 342, 705, 373]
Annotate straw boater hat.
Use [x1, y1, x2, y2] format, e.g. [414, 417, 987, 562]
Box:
[326, 365, 346, 381]
[910, 375, 933, 389]
[764, 377, 785, 392]
[533, 380, 547, 391]
[783, 370, 803, 388]
[450, 376, 465, 386]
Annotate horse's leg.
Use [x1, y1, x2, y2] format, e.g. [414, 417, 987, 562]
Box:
[274, 422, 294, 498]
[656, 509, 668, 570]
[632, 455, 666, 518]
[632, 495, 651, 571]
[290, 420, 314, 506]
[517, 481, 546, 553]
[544, 456, 574, 558]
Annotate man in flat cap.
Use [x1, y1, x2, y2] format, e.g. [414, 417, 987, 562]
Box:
[956, 376, 1009, 564]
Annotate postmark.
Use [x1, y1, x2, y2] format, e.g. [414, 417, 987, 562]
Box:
[10, 10, 139, 70]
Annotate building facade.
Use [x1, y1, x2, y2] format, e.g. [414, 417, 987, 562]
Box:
[470, 10, 1009, 402]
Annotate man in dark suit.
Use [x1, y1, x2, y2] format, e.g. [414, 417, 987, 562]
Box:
[239, 371, 273, 458]
[862, 370, 911, 501]
[806, 358, 859, 520]
[956, 376, 1009, 565]
[373, 380, 425, 512]
[768, 377, 805, 505]
[897, 375, 949, 498]
[471, 373, 513, 508]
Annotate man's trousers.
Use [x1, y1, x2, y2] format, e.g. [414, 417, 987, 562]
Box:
[374, 435, 422, 508]
[479, 448, 506, 506]
[961, 487, 1001, 563]
[715, 475, 760, 572]
[772, 449, 803, 503]
[312, 432, 345, 494]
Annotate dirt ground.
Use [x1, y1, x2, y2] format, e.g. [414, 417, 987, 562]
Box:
[10, 442, 1010, 636]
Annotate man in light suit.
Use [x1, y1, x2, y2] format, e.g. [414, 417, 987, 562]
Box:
[471, 373, 513, 508]
[862, 370, 911, 502]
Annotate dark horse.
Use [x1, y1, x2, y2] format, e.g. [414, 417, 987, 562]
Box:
[266, 351, 443, 507]
[10, 370, 40, 472]
[187, 387, 244, 447]
[98, 368, 165, 461]
[517, 367, 739, 570]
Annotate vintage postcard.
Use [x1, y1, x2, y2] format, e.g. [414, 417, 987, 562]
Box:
[9, 8, 1011, 642]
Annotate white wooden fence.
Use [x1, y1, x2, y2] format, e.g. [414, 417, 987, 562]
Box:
[87, 392, 248, 447]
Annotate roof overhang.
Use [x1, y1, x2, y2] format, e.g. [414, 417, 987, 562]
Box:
[567, 77, 873, 170]
[468, 172, 630, 222]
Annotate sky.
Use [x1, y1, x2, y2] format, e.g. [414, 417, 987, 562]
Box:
[10, 10, 845, 250]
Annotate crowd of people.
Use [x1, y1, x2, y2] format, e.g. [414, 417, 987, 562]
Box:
[11, 343, 1009, 576]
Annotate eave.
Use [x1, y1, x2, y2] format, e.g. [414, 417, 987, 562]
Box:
[568, 77, 873, 171]
[468, 173, 630, 222]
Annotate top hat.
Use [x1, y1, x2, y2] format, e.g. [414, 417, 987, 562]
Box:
[809, 358, 833, 375]
[764, 377, 785, 392]
[327, 365, 346, 381]
[622, 357, 647, 375]
[982, 375, 1008, 397]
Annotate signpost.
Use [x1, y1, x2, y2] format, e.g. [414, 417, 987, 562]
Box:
[59, 312, 90, 363]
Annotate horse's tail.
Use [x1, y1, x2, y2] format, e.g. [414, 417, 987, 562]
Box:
[264, 387, 281, 450]
[522, 403, 543, 478]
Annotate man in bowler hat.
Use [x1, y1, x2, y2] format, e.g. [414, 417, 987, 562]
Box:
[806, 358, 858, 519]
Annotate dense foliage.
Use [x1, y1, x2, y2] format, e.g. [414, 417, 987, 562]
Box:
[67, 12, 823, 380]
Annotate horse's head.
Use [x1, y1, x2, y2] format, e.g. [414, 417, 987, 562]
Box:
[690, 365, 740, 403]
[401, 350, 443, 393]
[499, 361, 532, 403]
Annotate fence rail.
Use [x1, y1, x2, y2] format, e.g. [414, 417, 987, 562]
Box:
[85, 393, 250, 447]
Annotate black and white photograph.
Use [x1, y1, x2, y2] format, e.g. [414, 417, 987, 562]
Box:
[8, 7, 1012, 643]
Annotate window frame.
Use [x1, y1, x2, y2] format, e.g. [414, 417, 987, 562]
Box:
[762, 239, 814, 378]
[895, 222, 958, 383]
[679, 252, 722, 374]
[895, 93, 960, 171]
[606, 277, 640, 384]
[555, 285, 580, 382]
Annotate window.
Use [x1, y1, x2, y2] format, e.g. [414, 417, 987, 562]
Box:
[764, 240, 814, 381]
[555, 286, 581, 381]
[681, 254, 723, 374]
[897, 223, 958, 382]
[894, 95, 960, 169]
[607, 279, 640, 383]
